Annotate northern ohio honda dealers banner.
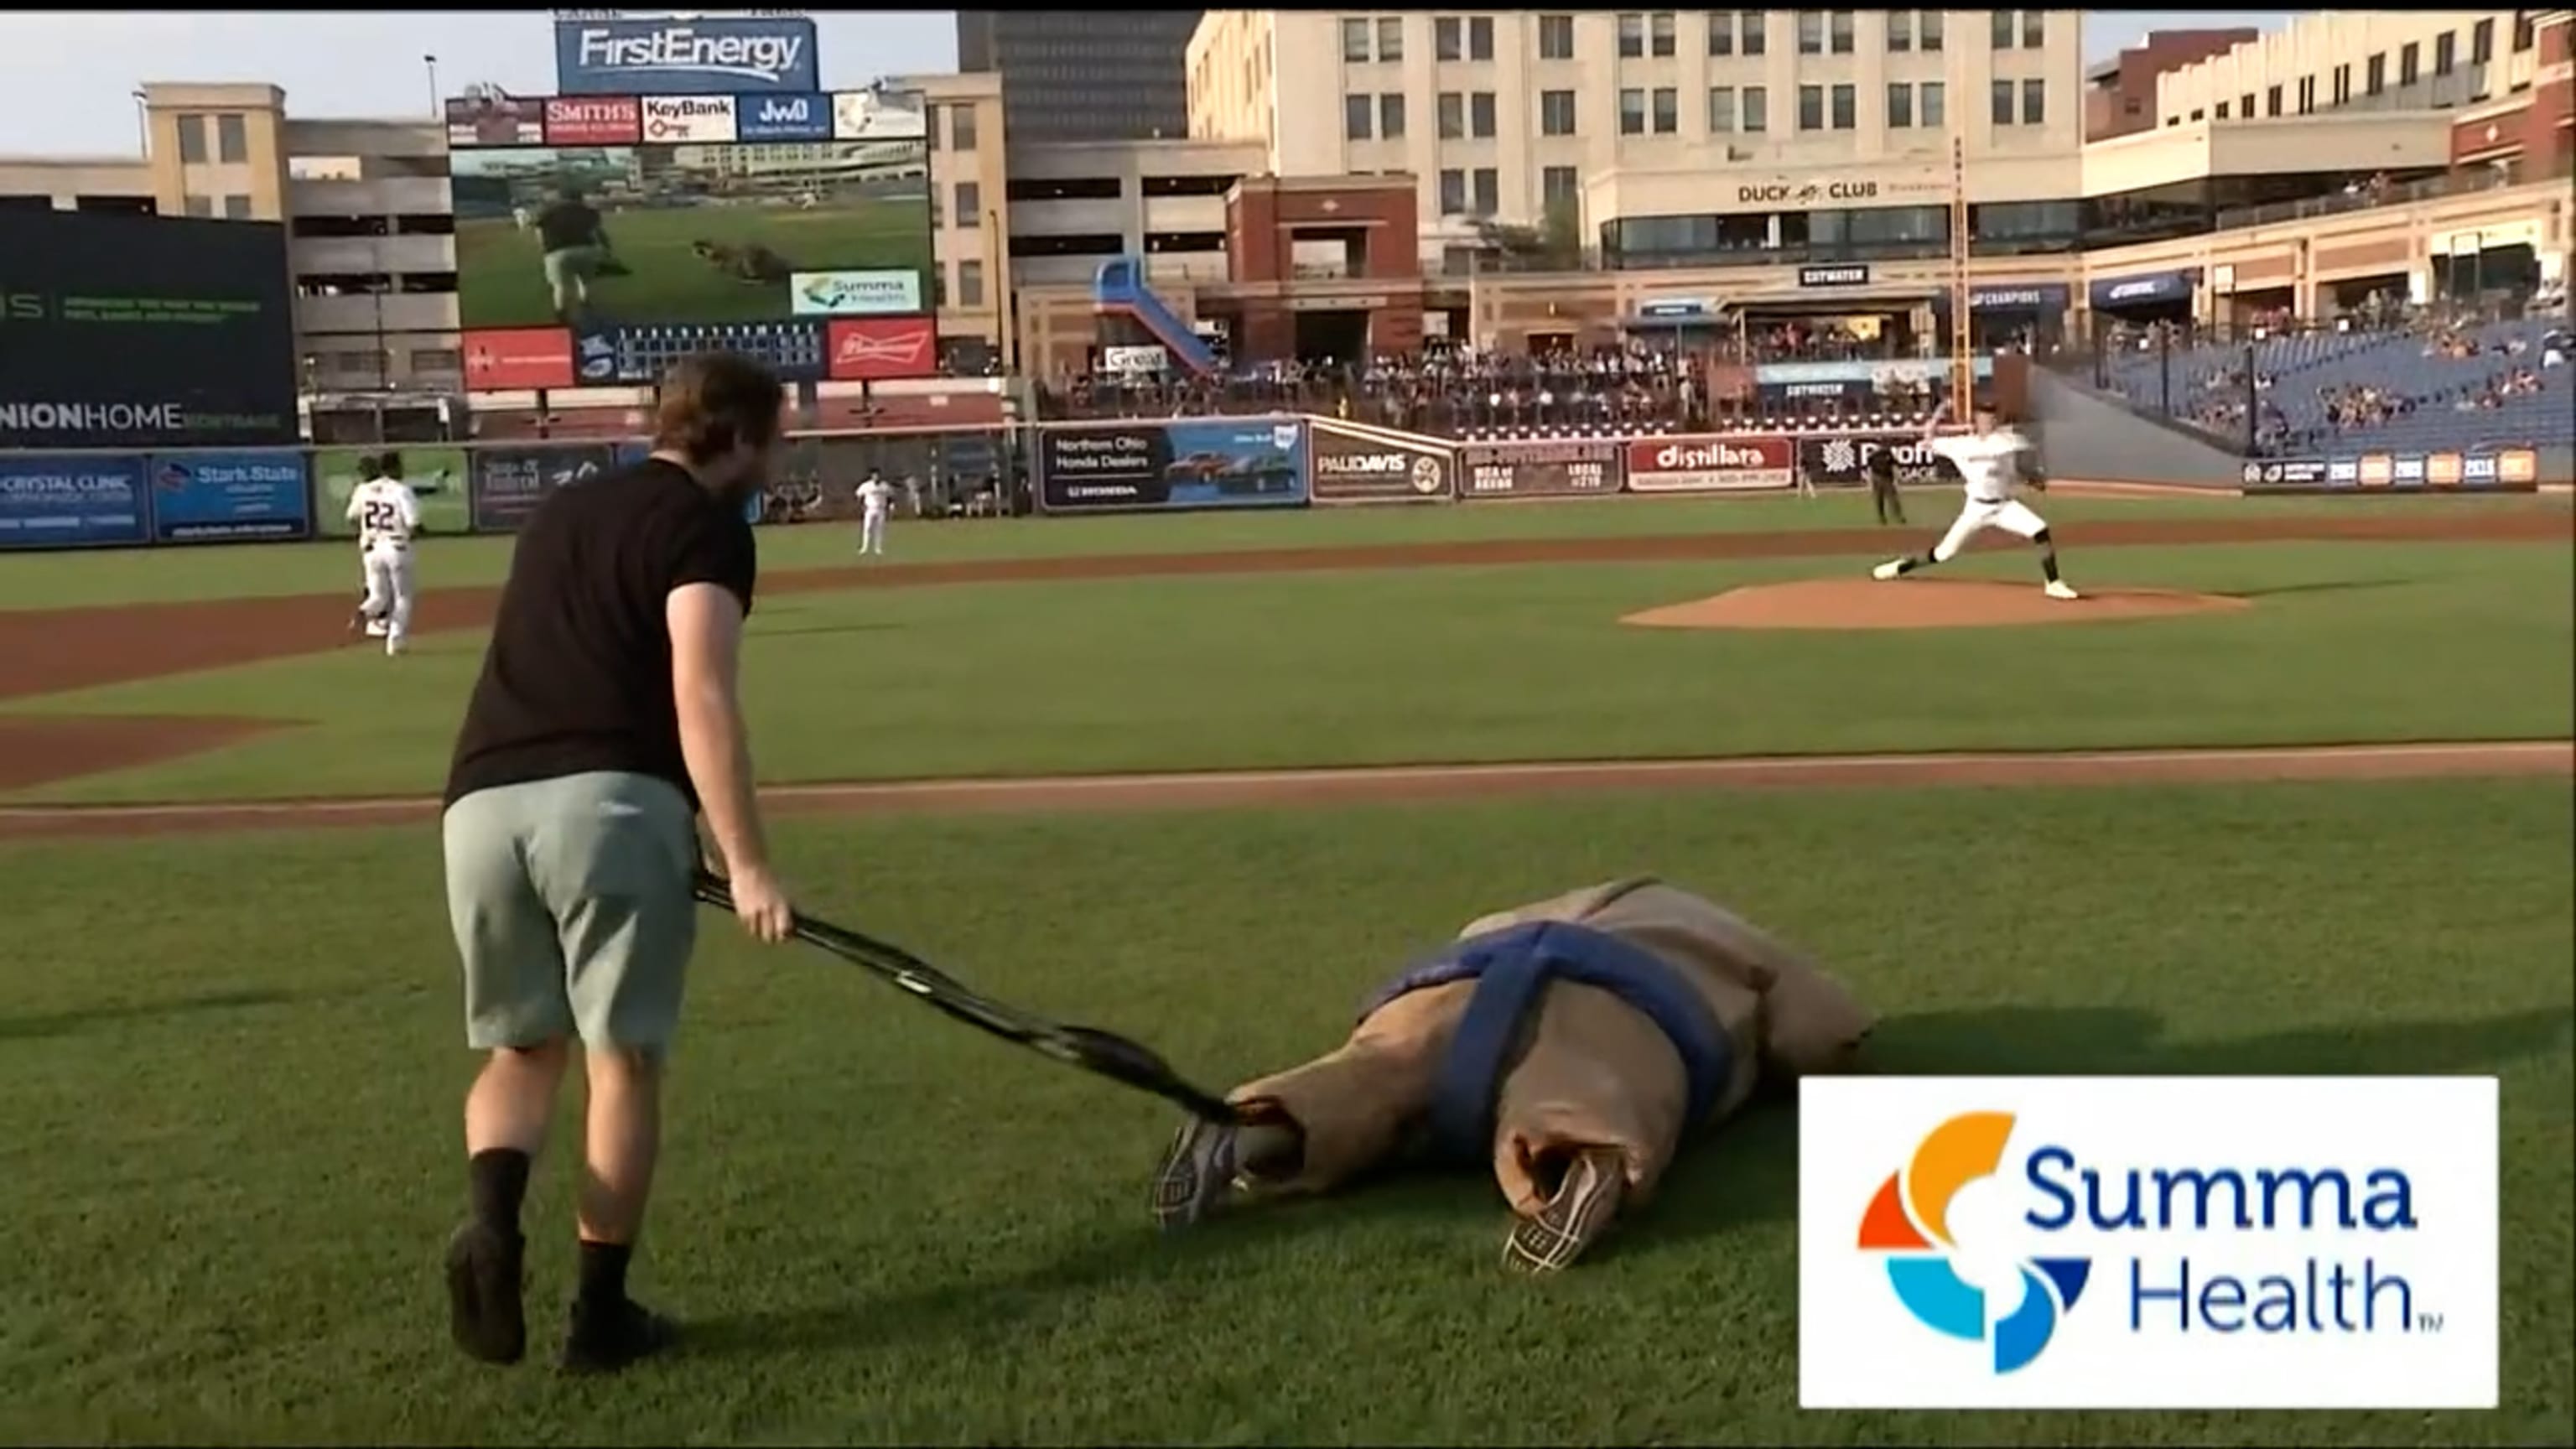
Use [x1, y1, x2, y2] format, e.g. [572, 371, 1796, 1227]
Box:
[1623, 435, 1794, 492]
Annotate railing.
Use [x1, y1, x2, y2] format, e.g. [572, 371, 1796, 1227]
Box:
[2210, 163, 2538, 231]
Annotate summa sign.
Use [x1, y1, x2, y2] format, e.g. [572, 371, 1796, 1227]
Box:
[556, 15, 820, 96]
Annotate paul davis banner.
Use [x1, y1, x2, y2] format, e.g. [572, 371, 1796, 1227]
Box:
[1308, 421, 1453, 503]
[1038, 418, 1307, 512]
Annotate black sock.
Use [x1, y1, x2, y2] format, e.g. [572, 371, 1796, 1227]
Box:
[467, 1148, 531, 1234]
[578, 1239, 633, 1307]
[1895, 553, 1929, 575]
[2040, 548, 2062, 584]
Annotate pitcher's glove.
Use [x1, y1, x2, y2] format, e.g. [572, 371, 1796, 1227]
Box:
[2018, 447, 2050, 491]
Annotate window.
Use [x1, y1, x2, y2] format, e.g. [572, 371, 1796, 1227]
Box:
[924, 104, 942, 150]
[2240, 92, 2255, 117]
[1539, 13, 1575, 59]
[1799, 83, 1824, 130]
[1540, 89, 1577, 135]
[1377, 17, 1403, 60]
[1709, 86, 1736, 131]
[1991, 9, 2012, 48]
[1341, 18, 1369, 61]
[1742, 83, 1768, 131]
[2189, 107, 2204, 121]
[1345, 94, 1373, 139]
[2512, 11, 2535, 51]
[1653, 86, 1679, 132]
[2022, 78, 2044, 126]
[2332, 64, 2350, 105]
[1380, 93, 1407, 138]
[2216, 101, 2231, 118]
[2471, 18, 2494, 65]
[2434, 32, 2455, 75]
[1919, 80, 1943, 127]
[928, 185, 942, 228]
[2266, 84, 2283, 117]
[957, 259, 984, 309]
[1471, 91, 1497, 138]
[1830, 11, 1853, 53]
[184, 194, 213, 217]
[1619, 87, 1647, 133]
[221, 193, 251, 219]
[1438, 168, 1467, 214]
[930, 266, 946, 307]
[1831, 83, 1855, 129]
[955, 180, 981, 225]
[2021, 11, 2043, 48]
[951, 105, 978, 149]
[1708, 9, 1732, 55]
[216, 114, 247, 164]
[1438, 91, 1465, 138]
[2298, 75, 2316, 113]
[1472, 167, 1499, 215]
[1436, 16, 1462, 60]
[2401, 42, 2421, 86]
[1618, 13, 1644, 57]
[177, 115, 207, 164]
[1991, 79, 2013, 124]
[1797, 11, 1822, 53]
[2366, 53, 2386, 96]
[1920, 8, 1942, 50]
[1887, 80, 1913, 127]
[1742, 9, 1766, 54]
[1651, 12, 1676, 55]
[1469, 16, 1493, 59]
[1542, 164, 1581, 209]
[1888, 10, 1910, 51]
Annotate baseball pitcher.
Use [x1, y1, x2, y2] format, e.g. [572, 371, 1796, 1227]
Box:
[1871, 398, 2076, 599]
[346, 451, 423, 657]
[1150, 877, 1876, 1273]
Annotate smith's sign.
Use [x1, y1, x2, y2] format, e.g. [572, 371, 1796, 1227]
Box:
[556, 16, 819, 95]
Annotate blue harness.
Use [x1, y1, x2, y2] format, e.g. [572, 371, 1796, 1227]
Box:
[1357, 920, 1734, 1166]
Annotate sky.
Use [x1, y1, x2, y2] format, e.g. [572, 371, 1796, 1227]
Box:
[0, 9, 2298, 156]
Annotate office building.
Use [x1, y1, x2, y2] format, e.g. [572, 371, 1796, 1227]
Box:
[958, 11, 1200, 142]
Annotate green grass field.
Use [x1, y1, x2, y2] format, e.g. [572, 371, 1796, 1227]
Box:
[1, 492, 2568, 1444]
[454, 197, 935, 331]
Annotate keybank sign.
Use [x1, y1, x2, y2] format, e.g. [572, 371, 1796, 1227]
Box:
[556, 16, 819, 96]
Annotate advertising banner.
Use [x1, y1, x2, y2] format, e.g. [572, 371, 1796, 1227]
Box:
[445, 95, 545, 148]
[1458, 439, 1623, 499]
[464, 327, 577, 391]
[0, 454, 148, 551]
[555, 16, 820, 96]
[1624, 435, 1794, 493]
[314, 446, 473, 538]
[1307, 422, 1454, 504]
[584, 322, 828, 387]
[832, 89, 929, 141]
[825, 317, 939, 382]
[1039, 418, 1307, 512]
[542, 96, 641, 146]
[2237, 458, 2333, 490]
[146, 449, 312, 543]
[470, 444, 616, 534]
[0, 210, 298, 449]
[641, 95, 739, 143]
[792, 269, 924, 318]
[1795, 434, 1962, 488]
[735, 93, 833, 142]
[2254, 449, 2542, 494]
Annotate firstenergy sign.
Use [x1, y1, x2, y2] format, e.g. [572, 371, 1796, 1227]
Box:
[556, 16, 820, 95]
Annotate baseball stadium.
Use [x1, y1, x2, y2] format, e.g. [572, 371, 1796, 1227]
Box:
[0, 8, 2571, 1447]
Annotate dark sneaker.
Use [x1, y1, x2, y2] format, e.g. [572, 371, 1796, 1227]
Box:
[1502, 1146, 1628, 1275]
[444, 1220, 527, 1365]
[559, 1296, 677, 1376]
[1150, 1116, 1241, 1232]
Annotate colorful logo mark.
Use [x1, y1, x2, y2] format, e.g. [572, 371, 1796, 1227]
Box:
[1857, 1111, 2090, 1374]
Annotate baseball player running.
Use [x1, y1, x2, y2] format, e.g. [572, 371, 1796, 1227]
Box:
[855, 470, 892, 557]
[346, 451, 424, 655]
[1870, 398, 2077, 600]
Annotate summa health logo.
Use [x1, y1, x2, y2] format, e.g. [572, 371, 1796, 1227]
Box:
[1857, 1112, 2092, 1374]
[1800, 1077, 2500, 1411]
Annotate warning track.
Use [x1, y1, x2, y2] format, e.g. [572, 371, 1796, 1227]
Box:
[0, 740, 2562, 840]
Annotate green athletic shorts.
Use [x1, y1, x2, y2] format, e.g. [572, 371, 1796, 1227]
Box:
[442, 771, 699, 1053]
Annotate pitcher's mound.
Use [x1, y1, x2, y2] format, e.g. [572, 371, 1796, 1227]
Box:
[1623, 577, 2251, 631]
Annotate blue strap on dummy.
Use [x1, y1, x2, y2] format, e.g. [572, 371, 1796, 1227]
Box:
[1358, 920, 1733, 1166]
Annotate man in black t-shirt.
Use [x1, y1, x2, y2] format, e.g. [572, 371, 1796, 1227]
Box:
[535, 184, 613, 326]
[1867, 440, 1906, 527]
[439, 352, 797, 1376]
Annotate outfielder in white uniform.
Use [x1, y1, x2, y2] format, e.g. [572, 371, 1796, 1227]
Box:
[345, 451, 424, 656]
[1871, 401, 2079, 600]
[855, 472, 892, 557]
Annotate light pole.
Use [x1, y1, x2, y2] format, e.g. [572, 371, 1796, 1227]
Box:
[424, 55, 439, 117]
[130, 89, 148, 155]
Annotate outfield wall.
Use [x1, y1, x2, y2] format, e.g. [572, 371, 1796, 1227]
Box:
[0, 421, 2547, 552]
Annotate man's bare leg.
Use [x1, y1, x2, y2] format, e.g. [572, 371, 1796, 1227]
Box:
[450, 1039, 570, 1365]
[561, 1047, 675, 1374]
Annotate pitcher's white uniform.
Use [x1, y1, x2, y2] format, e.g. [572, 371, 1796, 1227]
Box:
[1924, 429, 2048, 562]
[856, 477, 892, 556]
[345, 476, 423, 654]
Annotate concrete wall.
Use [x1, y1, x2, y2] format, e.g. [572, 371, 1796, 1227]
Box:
[2027, 365, 2246, 488]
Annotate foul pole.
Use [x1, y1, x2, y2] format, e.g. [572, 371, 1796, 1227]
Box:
[1947, 28, 1974, 409]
